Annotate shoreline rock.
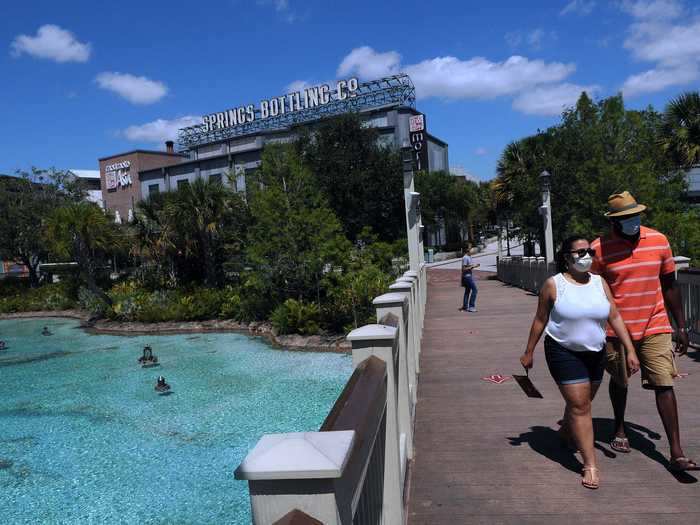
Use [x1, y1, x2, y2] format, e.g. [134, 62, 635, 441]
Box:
[0, 310, 350, 354]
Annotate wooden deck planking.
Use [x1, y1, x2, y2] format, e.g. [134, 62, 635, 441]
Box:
[408, 269, 700, 524]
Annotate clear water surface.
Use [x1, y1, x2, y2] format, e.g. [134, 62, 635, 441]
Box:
[0, 318, 352, 524]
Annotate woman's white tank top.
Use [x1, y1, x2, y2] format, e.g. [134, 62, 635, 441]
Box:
[544, 273, 610, 352]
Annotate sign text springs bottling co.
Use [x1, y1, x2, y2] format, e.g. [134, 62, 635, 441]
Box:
[201, 78, 359, 132]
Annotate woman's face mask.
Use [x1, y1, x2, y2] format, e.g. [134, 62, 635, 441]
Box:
[617, 215, 641, 236]
[572, 254, 593, 272]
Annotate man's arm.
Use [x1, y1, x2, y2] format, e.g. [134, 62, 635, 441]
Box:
[661, 272, 689, 356]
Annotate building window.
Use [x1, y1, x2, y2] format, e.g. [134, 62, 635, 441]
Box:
[148, 184, 160, 195]
[209, 173, 222, 185]
[177, 179, 190, 189]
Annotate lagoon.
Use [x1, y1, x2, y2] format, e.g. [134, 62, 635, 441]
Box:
[0, 318, 352, 524]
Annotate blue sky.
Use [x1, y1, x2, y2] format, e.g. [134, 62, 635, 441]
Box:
[2, 0, 700, 180]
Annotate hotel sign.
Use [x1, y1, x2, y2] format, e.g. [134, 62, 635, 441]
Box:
[409, 114, 429, 172]
[201, 78, 359, 133]
[105, 160, 132, 190]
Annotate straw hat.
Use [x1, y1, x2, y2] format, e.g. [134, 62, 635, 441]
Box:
[604, 191, 647, 218]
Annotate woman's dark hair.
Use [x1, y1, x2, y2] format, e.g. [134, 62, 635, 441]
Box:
[555, 235, 588, 273]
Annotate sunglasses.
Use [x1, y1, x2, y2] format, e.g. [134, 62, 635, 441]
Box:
[568, 248, 596, 257]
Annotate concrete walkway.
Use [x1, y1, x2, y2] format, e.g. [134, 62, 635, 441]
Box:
[408, 269, 700, 524]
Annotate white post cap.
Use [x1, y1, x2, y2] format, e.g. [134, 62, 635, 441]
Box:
[235, 431, 355, 480]
[373, 293, 408, 306]
[346, 324, 397, 342]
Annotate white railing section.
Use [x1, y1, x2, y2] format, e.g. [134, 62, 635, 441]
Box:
[677, 268, 700, 348]
[235, 266, 426, 524]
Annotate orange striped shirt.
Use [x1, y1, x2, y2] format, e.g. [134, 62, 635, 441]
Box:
[591, 226, 675, 340]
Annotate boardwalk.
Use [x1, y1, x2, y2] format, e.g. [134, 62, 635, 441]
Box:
[408, 269, 700, 524]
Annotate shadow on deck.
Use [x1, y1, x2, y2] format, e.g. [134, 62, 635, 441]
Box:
[408, 269, 700, 524]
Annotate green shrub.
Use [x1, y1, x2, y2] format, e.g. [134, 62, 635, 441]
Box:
[271, 299, 320, 335]
[0, 282, 76, 313]
[323, 264, 391, 333]
[219, 287, 242, 319]
[77, 287, 109, 317]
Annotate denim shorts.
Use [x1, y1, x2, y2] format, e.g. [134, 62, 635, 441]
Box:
[544, 336, 605, 385]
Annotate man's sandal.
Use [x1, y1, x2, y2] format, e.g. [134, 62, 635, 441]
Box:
[669, 457, 700, 472]
[610, 436, 631, 453]
[581, 467, 600, 490]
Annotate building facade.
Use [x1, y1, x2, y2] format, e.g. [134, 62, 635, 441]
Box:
[99, 75, 449, 219]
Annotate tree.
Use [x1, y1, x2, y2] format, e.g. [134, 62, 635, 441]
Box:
[660, 91, 700, 168]
[44, 202, 121, 304]
[416, 170, 482, 247]
[298, 114, 405, 241]
[0, 168, 85, 286]
[246, 145, 351, 313]
[166, 178, 247, 287]
[493, 92, 689, 255]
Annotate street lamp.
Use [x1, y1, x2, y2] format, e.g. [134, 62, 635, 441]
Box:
[539, 170, 554, 264]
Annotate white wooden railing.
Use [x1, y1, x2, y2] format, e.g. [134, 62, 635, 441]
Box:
[235, 266, 426, 524]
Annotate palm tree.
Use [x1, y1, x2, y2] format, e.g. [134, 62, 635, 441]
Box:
[660, 91, 700, 168]
[494, 141, 528, 209]
[132, 193, 178, 286]
[45, 202, 121, 304]
[166, 178, 245, 287]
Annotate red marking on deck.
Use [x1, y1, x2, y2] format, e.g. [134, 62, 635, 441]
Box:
[482, 374, 510, 384]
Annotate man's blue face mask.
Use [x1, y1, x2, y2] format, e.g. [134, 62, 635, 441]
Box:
[617, 215, 641, 236]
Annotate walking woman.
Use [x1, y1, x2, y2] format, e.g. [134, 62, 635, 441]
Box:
[519, 236, 640, 489]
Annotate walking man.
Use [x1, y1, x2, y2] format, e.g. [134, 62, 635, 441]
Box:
[459, 246, 479, 312]
[591, 191, 696, 471]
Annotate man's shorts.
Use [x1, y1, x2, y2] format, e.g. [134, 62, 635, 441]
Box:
[605, 333, 677, 389]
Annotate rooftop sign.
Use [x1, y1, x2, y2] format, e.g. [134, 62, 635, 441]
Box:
[178, 74, 416, 150]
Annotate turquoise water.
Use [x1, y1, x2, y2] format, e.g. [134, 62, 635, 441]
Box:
[0, 319, 352, 524]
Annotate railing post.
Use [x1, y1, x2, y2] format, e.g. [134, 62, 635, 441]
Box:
[401, 271, 423, 336]
[373, 293, 414, 470]
[235, 431, 356, 524]
[347, 325, 404, 525]
[389, 280, 419, 376]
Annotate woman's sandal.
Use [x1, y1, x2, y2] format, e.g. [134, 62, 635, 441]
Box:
[610, 436, 631, 453]
[581, 466, 600, 490]
[669, 457, 700, 472]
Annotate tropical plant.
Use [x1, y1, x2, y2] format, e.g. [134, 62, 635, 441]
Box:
[660, 91, 700, 168]
[44, 202, 121, 304]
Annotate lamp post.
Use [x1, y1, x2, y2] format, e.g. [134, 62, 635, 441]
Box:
[401, 143, 420, 271]
[539, 170, 554, 264]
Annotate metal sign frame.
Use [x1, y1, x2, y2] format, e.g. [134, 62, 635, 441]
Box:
[177, 74, 416, 150]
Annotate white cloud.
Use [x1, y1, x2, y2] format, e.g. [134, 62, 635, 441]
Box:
[404, 55, 575, 99]
[560, 0, 596, 16]
[622, 66, 699, 96]
[285, 79, 313, 92]
[123, 116, 202, 143]
[474, 147, 488, 156]
[10, 24, 90, 63]
[512, 83, 600, 116]
[624, 18, 700, 66]
[337, 46, 401, 79]
[258, 0, 299, 23]
[620, 0, 683, 20]
[95, 72, 168, 104]
[505, 28, 556, 50]
[619, 1, 700, 96]
[335, 46, 579, 113]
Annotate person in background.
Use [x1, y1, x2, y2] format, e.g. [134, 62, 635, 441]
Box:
[459, 245, 480, 312]
[591, 191, 696, 471]
[520, 235, 639, 489]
